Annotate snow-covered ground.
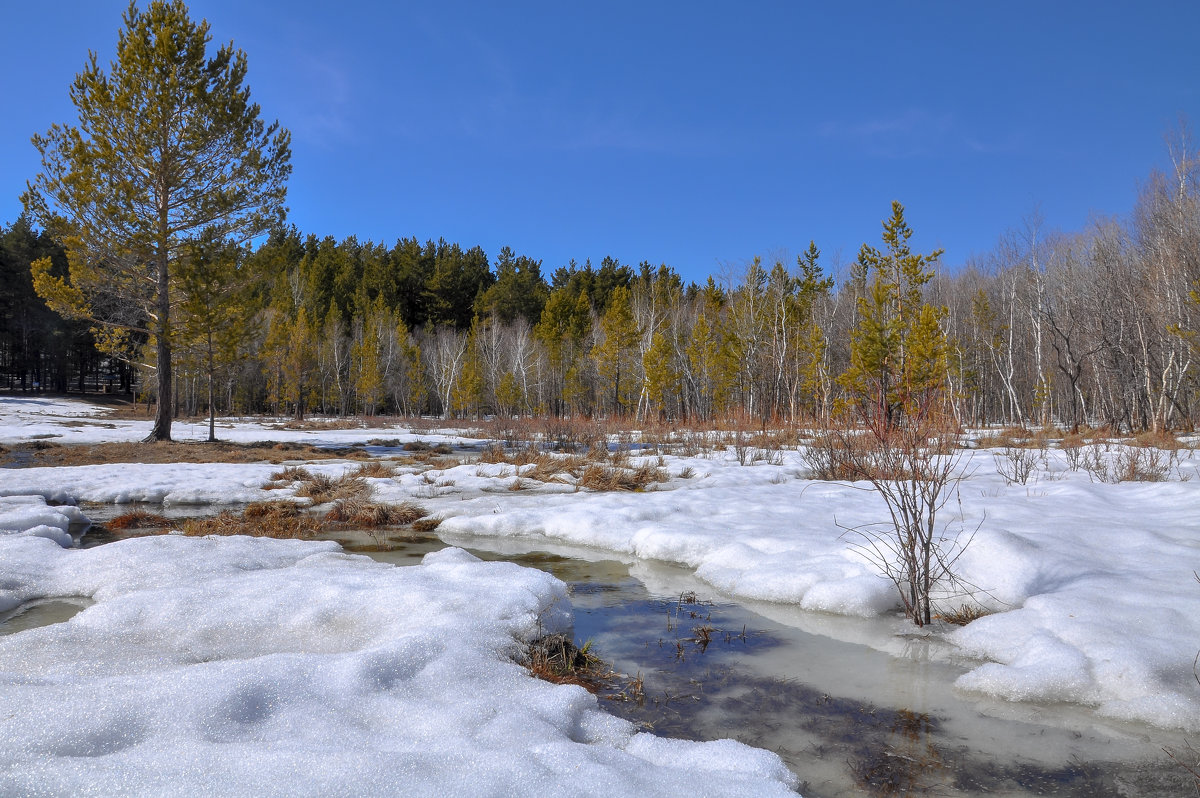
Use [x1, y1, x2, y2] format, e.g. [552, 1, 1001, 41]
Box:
[2, 395, 1200, 790]
[0, 535, 796, 796]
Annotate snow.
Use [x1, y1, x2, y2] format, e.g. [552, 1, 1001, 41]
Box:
[0, 495, 89, 549]
[0, 531, 797, 796]
[3, 395, 1200, 743]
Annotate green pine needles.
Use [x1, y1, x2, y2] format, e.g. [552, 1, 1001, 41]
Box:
[24, 1, 291, 441]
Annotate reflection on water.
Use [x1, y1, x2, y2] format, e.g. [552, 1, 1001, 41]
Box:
[0, 598, 92, 636]
[365, 533, 1193, 798]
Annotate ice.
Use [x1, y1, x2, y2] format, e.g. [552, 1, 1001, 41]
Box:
[0, 534, 798, 796]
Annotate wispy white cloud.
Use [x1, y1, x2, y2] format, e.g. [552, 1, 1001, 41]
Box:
[819, 109, 1018, 159]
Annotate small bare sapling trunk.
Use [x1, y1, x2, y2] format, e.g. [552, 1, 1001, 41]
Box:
[835, 403, 972, 627]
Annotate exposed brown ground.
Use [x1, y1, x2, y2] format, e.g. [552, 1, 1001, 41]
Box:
[0, 439, 375, 468]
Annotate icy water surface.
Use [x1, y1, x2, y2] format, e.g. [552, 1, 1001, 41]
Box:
[369, 534, 1194, 798]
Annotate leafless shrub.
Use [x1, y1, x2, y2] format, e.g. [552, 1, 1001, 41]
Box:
[1083, 444, 1181, 483]
[1060, 433, 1086, 471]
[802, 430, 871, 480]
[834, 407, 973, 628]
[732, 430, 753, 466]
[992, 445, 1043, 486]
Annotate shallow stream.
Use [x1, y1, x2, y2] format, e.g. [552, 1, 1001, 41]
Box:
[52, 507, 1199, 797]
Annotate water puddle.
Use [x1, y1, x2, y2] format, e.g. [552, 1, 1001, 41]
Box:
[0, 598, 92, 636]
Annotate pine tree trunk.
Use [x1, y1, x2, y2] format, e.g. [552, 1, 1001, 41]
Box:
[147, 338, 172, 440]
[207, 330, 216, 443]
[145, 159, 173, 442]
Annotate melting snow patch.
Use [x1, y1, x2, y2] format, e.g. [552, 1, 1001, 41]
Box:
[0, 495, 88, 548]
[0, 534, 799, 796]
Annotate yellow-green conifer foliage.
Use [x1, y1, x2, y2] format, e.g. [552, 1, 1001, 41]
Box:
[352, 303, 385, 416]
[593, 285, 640, 415]
[394, 321, 425, 416]
[840, 202, 949, 424]
[495, 371, 524, 417]
[534, 288, 591, 415]
[642, 330, 679, 418]
[24, 1, 290, 441]
[451, 325, 485, 417]
[176, 237, 258, 441]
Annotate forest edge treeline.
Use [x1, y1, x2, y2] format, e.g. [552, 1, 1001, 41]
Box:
[4, 133, 1200, 434]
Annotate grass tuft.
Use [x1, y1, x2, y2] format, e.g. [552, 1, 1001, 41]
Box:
[576, 463, 668, 491]
[324, 499, 428, 527]
[107, 509, 172, 530]
[934, 604, 991, 626]
[524, 634, 613, 693]
[183, 502, 323, 539]
[411, 517, 442, 533]
[353, 460, 396, 478]
[294, 472, 369, 504]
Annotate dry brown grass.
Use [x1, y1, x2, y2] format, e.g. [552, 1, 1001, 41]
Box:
[273, 417, 394, 431]
[294, 472, 370, 504]
[6, 440, 372, 468]
[324, 499, 428, 527]
[270, 465, 313, 482]
[975, 425, 1047, 449]
[107, 509, 172, 530]
[478, 445, 585, 485]
[524, 634, 613, 693]
[183, 502, 323, 539]
[1132, 429, 1187, 450]
[412, 517, 442, 533]
[353, 460, 397, 478]
[183, 494, 430, 538]
[576, 463, 667, 491]
[934, 604, 992, 626]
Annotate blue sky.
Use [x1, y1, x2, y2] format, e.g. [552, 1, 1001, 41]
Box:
[3, 2, 1198, 283]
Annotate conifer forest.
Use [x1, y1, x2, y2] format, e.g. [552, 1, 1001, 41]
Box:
[3, 158, 1200, 433]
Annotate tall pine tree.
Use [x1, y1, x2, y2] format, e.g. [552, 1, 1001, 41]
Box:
[25, 1, 290, 440]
